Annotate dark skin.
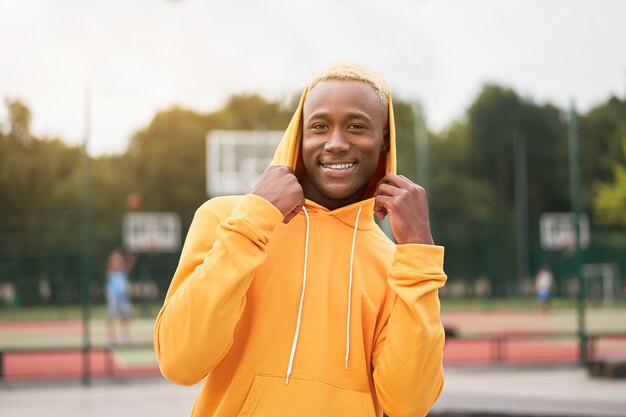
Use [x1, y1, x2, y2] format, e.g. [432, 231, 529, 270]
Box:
[374, 173, 434, 245]
[299, 80, 389, 210]
[251, 80, 433, 245]
[250, 165, 305, 224]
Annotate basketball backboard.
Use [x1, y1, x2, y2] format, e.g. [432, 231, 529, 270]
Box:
[123, 212, 181, 253]
[206, 130, 283, 196]
[539, 212, 590, 250]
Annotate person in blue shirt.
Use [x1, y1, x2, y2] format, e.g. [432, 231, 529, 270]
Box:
[105, 247, 136, 345]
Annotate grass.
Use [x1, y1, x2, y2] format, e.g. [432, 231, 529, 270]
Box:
[0, 303, 159, 350]
[2, 298, 624, 320]
[441, 296, 625, 311]
[0, 302, 162, 321]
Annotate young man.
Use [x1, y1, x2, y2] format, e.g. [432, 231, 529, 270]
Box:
[154, 62, 447, 417]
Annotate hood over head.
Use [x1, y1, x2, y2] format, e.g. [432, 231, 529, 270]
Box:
[271, 61, 397, 203]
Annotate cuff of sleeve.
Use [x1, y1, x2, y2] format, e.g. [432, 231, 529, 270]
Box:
[228, 194, 284, 241]
[392, 244, 445, 277]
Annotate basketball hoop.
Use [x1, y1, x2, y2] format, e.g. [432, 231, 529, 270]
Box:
[539, 212, 590, 251]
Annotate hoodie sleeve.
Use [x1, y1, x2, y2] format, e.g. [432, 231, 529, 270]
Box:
[372, 244, 447, 417]
[154, 194, 284, 386]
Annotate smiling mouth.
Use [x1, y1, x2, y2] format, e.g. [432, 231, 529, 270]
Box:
[320, 162, 356, 170]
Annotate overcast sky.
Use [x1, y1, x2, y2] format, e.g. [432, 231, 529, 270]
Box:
[1, 0, 625, 156]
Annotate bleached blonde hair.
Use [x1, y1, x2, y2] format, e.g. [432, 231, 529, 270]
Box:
[307, 60, 390, 108]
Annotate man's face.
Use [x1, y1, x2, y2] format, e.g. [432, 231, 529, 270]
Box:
[300, 79, 388, 210]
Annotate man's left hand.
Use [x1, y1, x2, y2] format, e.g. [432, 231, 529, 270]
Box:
[374, 173, 434, 245]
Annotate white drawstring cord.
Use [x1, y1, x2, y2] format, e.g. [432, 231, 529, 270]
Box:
[345, 206, 362, 369]
[286, 206, 310, 384]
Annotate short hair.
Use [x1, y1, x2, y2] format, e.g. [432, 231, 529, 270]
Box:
[307, 61, 389, 108]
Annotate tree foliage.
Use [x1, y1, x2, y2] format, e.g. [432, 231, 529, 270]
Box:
[1, 89, 625, 303]
[593, 137, 626, 226]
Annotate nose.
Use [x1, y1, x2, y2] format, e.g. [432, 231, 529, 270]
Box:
[323, 129, 349, 154]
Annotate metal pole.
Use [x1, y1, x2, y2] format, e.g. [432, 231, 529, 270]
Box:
[568, 99, 586, 365]
[413, 102, 430, 197]
[514, 133, 529, 296]
[81, 88, 92, 385]
[413, 102, 435, 243]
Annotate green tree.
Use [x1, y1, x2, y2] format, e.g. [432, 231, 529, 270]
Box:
[5, 98, 32, 144]
[4, 88, 626, 303]
[579, 97, 626, 185]
[580, 96, 626, 216]
[0, 122, 85, 302]
[127, 95, 295, 227]
[211, 94, 294, 130]
[392, 99, 418, 181]
[593, 137, 626, 226]
[127, 107, 211, 226]
[432, 85, 572, 293]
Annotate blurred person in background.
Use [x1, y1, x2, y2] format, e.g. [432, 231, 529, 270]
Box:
[154, 61, 447, 417]
[105, 247, 136, 345]
[534, 264, 554, 313]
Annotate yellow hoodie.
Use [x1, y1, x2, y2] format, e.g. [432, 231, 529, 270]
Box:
[154, 85, 447, 417]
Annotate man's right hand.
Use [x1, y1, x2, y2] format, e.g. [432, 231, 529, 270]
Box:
[251, 165, 305, 224]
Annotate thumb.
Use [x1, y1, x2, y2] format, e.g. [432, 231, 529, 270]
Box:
[283, 205, 302, 224]
[374, 197, 387, 221]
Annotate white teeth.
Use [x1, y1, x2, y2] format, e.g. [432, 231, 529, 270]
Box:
[323, 162, 355, 170]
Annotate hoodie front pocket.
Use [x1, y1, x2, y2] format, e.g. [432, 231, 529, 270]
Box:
[237, 374, 376, 417]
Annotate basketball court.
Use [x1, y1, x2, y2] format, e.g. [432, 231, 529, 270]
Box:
[1, 305, 625, 382]
[442, 307, 626, 365]
[0, 317, 157, 381]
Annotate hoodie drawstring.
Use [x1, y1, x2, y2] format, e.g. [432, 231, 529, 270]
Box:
[345, 206, 362, 369]
[285, 205, 362, 383]
[286, 206, 310, 384]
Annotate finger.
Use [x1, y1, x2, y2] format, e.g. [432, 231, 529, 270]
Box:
[283, 204, 302, 224]
[387, 174, 415, 189]
[374, 194, 396, 210]
[374, 195, 394, 220]
[374, 204, 387, 221]
[380, 173, 419, 190]
[376, 173, 404, 191]
[375, 173, 398, 196]
[277, 165, 296, 177]
[266, 165, 293, 176]
[375, 182, 406, 197]
[283, 211, 297, 224]
[398, 174, 416, 184]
